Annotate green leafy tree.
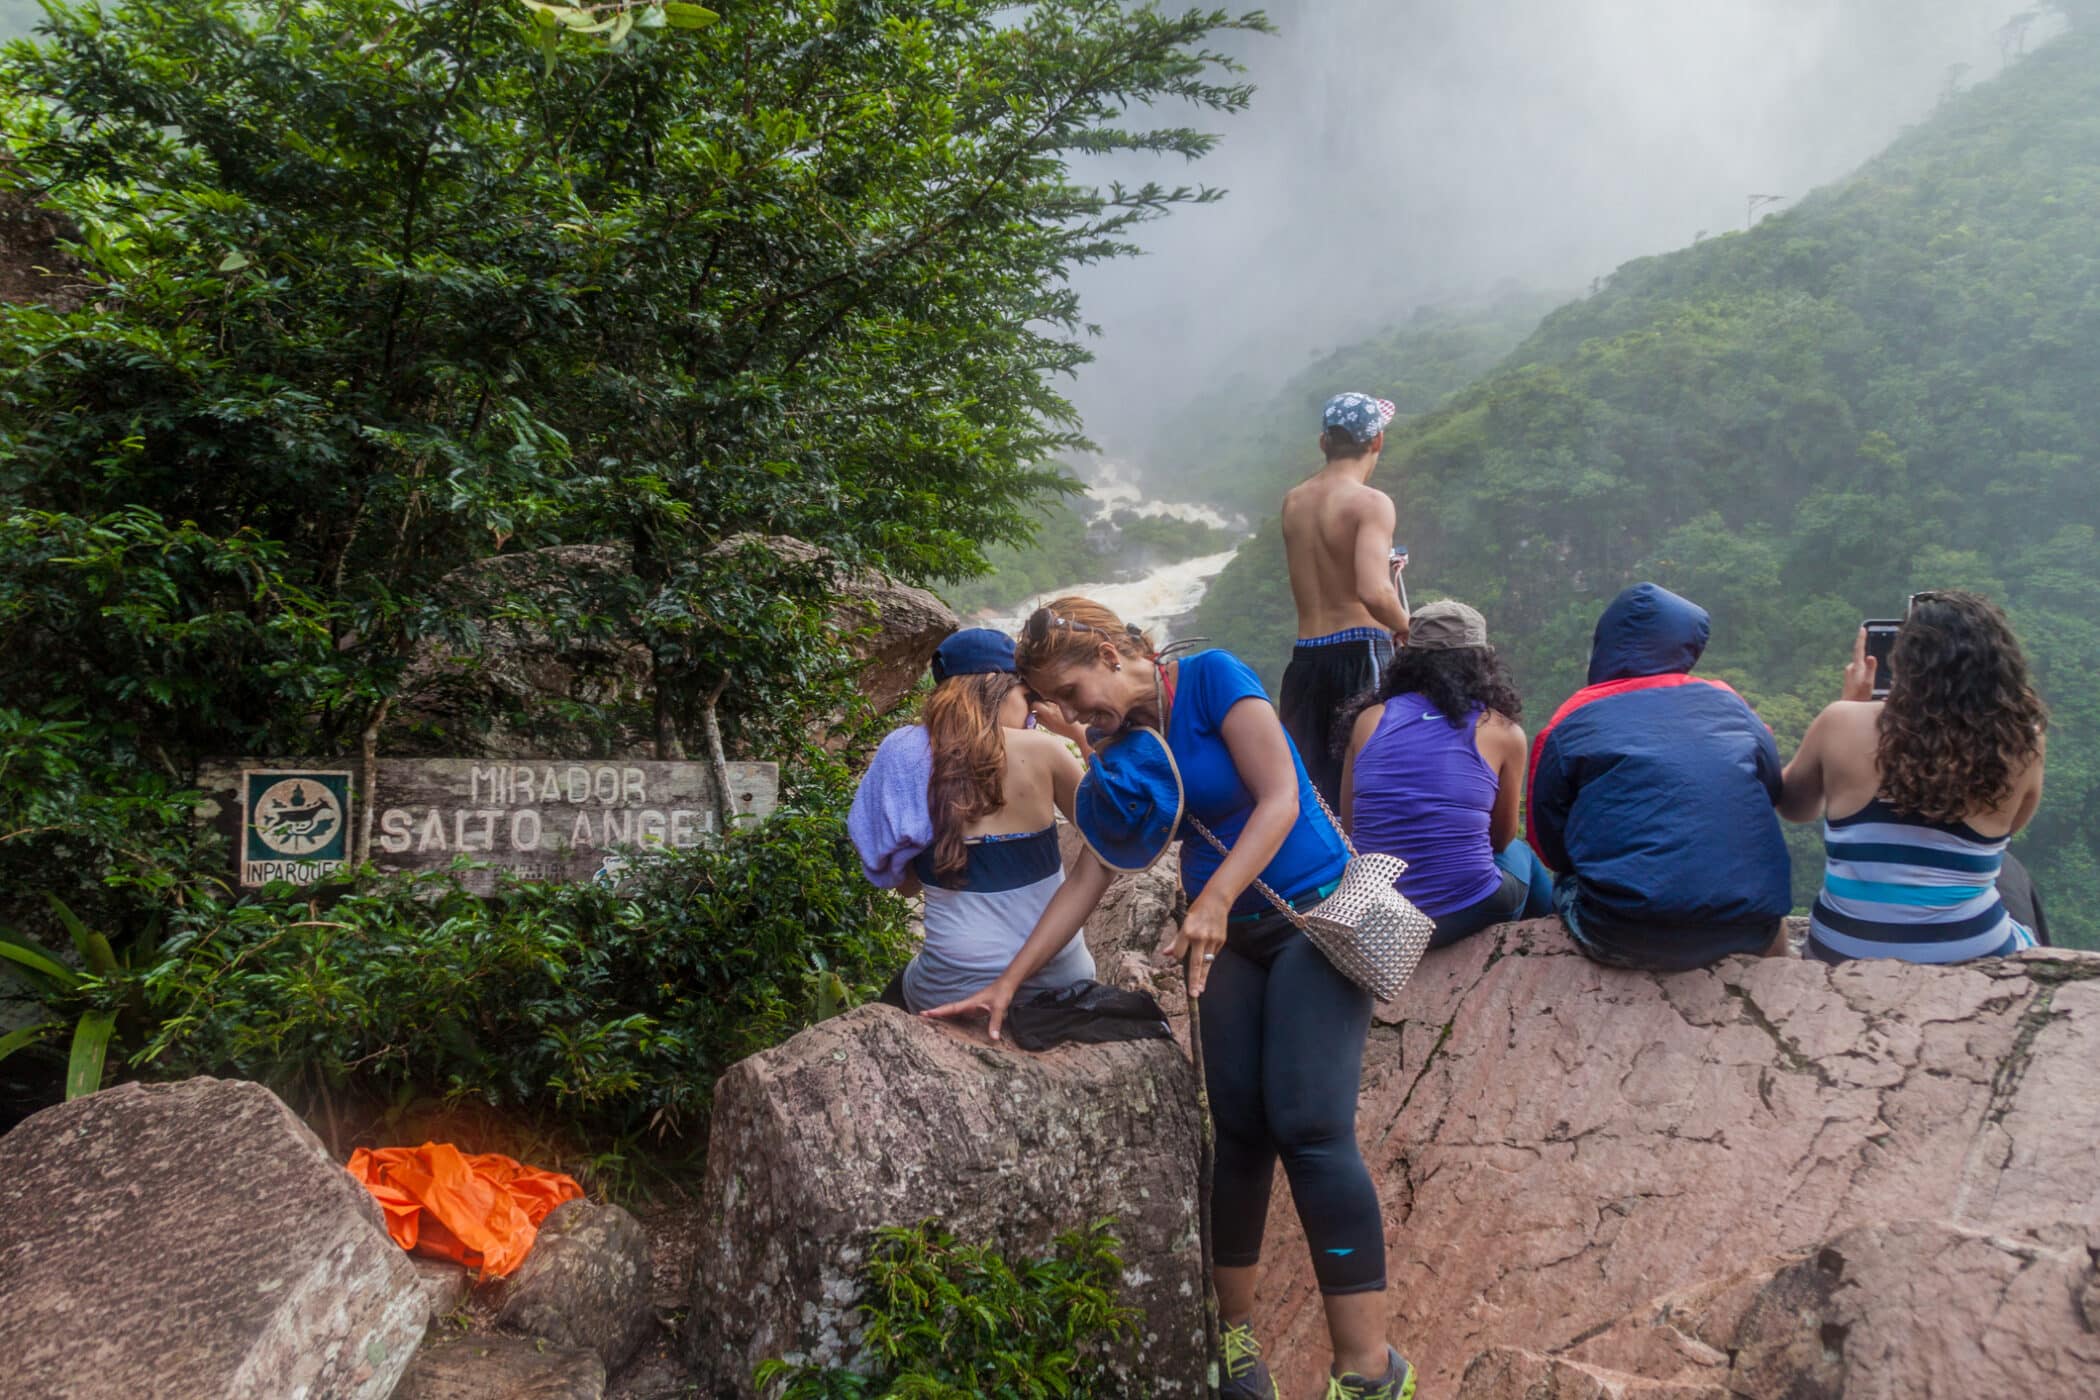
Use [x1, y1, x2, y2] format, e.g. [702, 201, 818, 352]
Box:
[0, 0, 1267, 1115]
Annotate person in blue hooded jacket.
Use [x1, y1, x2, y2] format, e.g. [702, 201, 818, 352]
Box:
[1527, 583, 1792, 969]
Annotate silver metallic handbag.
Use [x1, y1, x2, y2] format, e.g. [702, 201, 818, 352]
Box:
[1185, 783, 1433, 1002]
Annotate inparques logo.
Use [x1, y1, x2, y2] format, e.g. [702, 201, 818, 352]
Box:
[241, 769, 352, 886]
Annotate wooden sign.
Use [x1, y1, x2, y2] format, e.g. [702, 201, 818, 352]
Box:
[196, 757, 779, 891]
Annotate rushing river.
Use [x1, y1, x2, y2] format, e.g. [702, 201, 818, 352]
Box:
[977, 460, 1244, 643]
[983, 546, 1243, 644]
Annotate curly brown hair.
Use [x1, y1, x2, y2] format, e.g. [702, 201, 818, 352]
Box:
[1331, 642, 1523, 760]
[1877, 591, 2047, 823]
[923, 671, 1024, 880]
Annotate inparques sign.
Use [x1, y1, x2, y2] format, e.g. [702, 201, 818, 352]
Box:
[196, 757, 779, 891]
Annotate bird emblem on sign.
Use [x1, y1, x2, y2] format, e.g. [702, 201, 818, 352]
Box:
[252, 778, 344, 856]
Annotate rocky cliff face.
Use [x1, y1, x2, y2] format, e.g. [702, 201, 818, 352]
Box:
[681, 847, 2100, 1398]
[1457, 1214, 2100, 1398]
[1250, 920, 2100, 1398]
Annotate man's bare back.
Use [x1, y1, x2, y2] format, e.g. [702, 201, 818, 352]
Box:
[1274, 392, 1411, 807]
[1281, 467, 1408, 640]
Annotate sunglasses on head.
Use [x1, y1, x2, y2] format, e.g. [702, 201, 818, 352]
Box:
[1023, 608, 1103, 642]
[1022, 608, 1146, 646]
[1907, 590, 1943, 616]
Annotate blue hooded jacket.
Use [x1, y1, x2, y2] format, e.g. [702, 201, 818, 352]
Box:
[1528, 584, 1791, 967]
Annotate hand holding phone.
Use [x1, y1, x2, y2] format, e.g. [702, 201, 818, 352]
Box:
[1855, 621, 1900, 701]
[1389, 545, 1410, 611]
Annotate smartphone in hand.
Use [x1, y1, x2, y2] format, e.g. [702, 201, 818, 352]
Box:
[1863, 620, 1901, 699]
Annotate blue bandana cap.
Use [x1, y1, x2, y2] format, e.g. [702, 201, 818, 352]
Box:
[1322, 391, 1398, 445]
[930, 627, 1016, 684]
[1073, 727, 1184, 874]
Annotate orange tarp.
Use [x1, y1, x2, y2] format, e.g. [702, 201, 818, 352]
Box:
[345, 1143, 584, 1277]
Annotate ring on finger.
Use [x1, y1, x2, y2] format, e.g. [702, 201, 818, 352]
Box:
[1202, 952, 1216, 961]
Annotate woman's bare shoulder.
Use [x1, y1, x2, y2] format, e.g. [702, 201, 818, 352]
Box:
[1816, 699, 1883, 740]
[1478, 709, 1526, 756]
[1479, 708, 1525, 739]
[1008, 727, 1083, 769]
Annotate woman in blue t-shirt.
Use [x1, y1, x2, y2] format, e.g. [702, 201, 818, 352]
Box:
[924, 596, 1415, 1400]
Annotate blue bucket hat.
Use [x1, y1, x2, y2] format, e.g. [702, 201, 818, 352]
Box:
[930, 627, 1016, 684]
[1073, 726, 1184, 873]
[1322, 391, 1398, 445]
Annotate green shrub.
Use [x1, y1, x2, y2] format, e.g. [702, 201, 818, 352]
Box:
[754, 1219, 1144, 1400]
[131, 750, 912, 1146]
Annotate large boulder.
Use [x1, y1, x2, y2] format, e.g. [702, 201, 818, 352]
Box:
[0, 1077, 426, 1399]
[1455, 1348, 1728, 1399]
[718, 534, 956, 718]
[828, 576, 955, 717]
[684, 1003, 1205, 1397]
[393, 1333, 607, 1400]
[1722, 1216, 2100, 1397]
[1250, 919, 2100, 1398]
[493, 1199, 656, 1373]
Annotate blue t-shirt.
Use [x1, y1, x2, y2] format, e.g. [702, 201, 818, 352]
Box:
[1169, 650, 1349, 916]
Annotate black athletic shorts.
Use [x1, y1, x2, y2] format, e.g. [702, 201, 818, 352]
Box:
[1277, 626, 1393, 810]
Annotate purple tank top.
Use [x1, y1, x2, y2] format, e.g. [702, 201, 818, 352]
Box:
[1349, 693, 1505, 917]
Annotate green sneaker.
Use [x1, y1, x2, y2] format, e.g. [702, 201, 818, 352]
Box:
[1217, 1318, 1279, 1400]
[1323, 1347, 1415, 1400]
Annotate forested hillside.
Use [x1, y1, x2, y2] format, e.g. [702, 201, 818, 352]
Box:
[1189, 27, 2100, 943]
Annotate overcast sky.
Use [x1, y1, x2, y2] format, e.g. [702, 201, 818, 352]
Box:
[1069, 0, 2052, 454]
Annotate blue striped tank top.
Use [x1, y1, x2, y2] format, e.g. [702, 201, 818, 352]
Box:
[1808, 797, 2035, 964]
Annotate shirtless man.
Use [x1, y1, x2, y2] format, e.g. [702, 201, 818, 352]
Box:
[1278, 391, 1410, 808]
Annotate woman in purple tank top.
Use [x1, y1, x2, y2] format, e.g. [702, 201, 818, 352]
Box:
[1337, 601, 1554, 947]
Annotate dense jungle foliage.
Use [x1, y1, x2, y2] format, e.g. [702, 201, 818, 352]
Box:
[1191, 27, 2100, 943]
[0, 0, 1264, 1149]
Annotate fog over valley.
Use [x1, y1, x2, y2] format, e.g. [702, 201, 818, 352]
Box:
[1069, 0, 2053, 462]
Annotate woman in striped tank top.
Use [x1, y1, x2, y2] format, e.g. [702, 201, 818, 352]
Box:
[1778, 592, 2049, 963]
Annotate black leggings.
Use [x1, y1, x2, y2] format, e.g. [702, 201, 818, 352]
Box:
[1199, 911, 1385, 1294]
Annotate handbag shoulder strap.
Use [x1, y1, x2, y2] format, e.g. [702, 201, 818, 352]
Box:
[1182, 811, 1312, 931]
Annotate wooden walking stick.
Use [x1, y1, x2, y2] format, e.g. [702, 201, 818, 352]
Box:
[1181, 890, 1222, 1398]
[1150, 645, 1220, 1397]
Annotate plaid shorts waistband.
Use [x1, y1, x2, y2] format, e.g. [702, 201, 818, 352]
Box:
[1295, 626, 1390, 648]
